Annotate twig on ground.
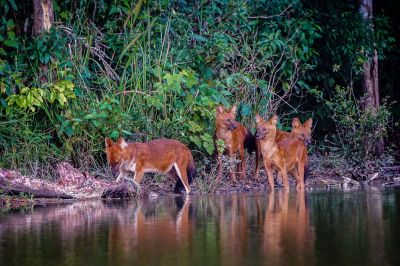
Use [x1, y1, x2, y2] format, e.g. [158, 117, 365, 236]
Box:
[366, 172, 379, 185]
[343, 176, 360, 186]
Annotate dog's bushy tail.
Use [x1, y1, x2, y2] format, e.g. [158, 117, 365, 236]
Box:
[244, 128, 256, 154]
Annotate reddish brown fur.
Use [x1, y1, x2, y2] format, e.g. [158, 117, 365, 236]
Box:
[275, 118, 313, 144]
[275, 130, 290, 143]
[215, 105, 253, 183]
[277, 137, 308, 190]
[255, 114, 289, 190]
[105, 138, 195, 194]
[276, 117, 312, 190]
[254, 117, 312, 180]
[108, 197, 193, 263]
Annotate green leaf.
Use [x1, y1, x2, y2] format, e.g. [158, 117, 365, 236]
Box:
[74, 87, 83, 97]
[7, 19, 15, 28]
[44, 53, 51, 64]
[216, 139, 225, 154]
[97, 112, 108, 119]
[84, 113, 95, 120]
[100, 102, 112, 110]
[199, 84, 209, 90]
[110, 130, 119, 139]
[203, 142, 215, 155]
[200, 133, 213, 142]
[0, 99, 7, 108]
[189, 136, 202, 148]
[201, 67, 213, 80]
[20, 87, 29, 94]
[163, 73, 173, 86]
[92, 120, 101, 127]
[188, 121, 203, 132]
[240, 103, 252, 117]
[122, 130, 133, 136]
[57, 93, 67, 106]
[60, 120, 74, 137]
[4, 39, 18, 48]
[189, 33, 208, 42]
[110, 98, 119, 104]
[27, 92, 34, 104]
[48, 92, 56, 103]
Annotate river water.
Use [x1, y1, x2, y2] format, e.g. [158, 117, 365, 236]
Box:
[0, 188, 399, 266]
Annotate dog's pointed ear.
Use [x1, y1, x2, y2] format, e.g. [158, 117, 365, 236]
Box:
[292, 118, 301, 129]
[269, 114, 278, 126]
[217, 105, 225, 114]
[117, 137, 128, 149]
[105, 137, 113, 148]
[230, 105, 237, 115]
[303, 118, 313, 131]
[255, 114, 263, 125]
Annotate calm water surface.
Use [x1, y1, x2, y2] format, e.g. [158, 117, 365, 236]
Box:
[1, 188, 400, 266]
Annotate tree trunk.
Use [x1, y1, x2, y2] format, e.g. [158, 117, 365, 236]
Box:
[359, 0, 384, 156]
[32, 0, 54, 36]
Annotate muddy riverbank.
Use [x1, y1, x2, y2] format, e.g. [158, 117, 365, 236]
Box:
[1, 156, 400, 210]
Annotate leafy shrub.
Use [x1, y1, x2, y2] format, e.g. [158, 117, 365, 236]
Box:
[0, 0, 396, 178]
[325, 86, 391, 159]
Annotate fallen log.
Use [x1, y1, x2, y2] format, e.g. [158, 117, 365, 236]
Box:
[101, 182, 151, 199]
[0, 177, 73, 199]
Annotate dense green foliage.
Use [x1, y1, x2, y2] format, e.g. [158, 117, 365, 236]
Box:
[0, 0, 396, 175]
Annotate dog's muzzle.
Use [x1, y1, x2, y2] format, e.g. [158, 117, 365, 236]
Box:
[255, 132, 263, 140]
[111, 164, 120, 177]
[228, 123, 238, 130]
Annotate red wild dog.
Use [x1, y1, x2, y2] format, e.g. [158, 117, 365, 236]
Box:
[276, 117, 312, 189]
[276, 137, 309, 190]
[215, 105, 256, 183]
[255, 114, 289, 189]
[276, 117, 313, 145]
[105, 138, 196, 194]
[255, 117, 312, 180]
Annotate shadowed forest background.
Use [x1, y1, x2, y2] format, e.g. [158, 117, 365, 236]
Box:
[0, 0, 399, 180]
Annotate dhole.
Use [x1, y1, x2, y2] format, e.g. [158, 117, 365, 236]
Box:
[255, 117, 312, 180]
[276, 136, 309, 190]
[276, 117, 313, 145]
[105, 137, 196, 194]
[215, 105, 256, 183]
[255, 114, 289, 189]
[276, 117, 312, 190]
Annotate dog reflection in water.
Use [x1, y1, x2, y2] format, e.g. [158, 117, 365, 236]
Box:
[263, 190, 314, 265]
[107, 196, 193, 265]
